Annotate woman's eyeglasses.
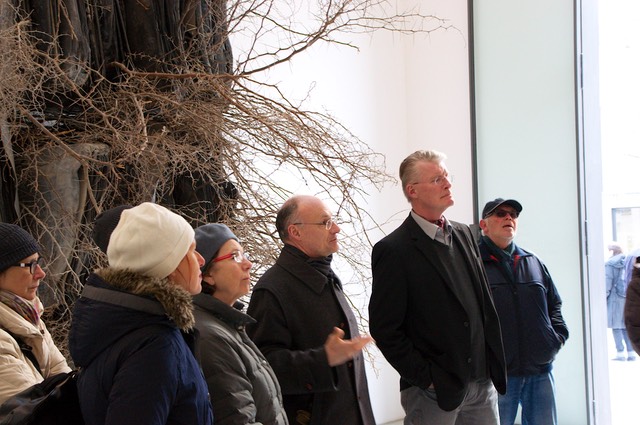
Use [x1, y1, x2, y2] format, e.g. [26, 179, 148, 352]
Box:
[12, 257, 43, 274]
[212, 250, 250, 263]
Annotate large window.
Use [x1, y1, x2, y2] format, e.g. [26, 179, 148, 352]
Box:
[612, 207, 640, 252]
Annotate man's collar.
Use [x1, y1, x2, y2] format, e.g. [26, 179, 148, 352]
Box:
[411, 211, 450, 240]
[279, 245, 334, 293]
[481, 235, 515, 257]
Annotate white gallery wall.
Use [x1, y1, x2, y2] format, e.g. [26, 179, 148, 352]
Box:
[247, 2, 476, 421]
[238, 0, 600, 423]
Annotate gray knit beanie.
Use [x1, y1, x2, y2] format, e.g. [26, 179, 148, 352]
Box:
[0, 223, 40, 273]
[194, 223, 238, 272]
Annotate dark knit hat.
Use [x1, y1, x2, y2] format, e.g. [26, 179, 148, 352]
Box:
[0, 223, 40, 273]
[482, 198, 523, 219]
[195, 223, 238, 272]
[92, 205, 133, 253]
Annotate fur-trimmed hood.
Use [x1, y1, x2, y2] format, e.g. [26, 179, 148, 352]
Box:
[68, 270, 213, 425]
[69, 269, 196, 368]
[94, 268, 195, 330]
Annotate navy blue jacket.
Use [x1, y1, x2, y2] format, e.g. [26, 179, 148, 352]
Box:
[479, 237, 569, 376]
[69, 270, 213, 425]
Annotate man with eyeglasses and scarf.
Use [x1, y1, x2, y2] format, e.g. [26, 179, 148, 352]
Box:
[478, 198, 569, 425]
[247, 195, 376, 425]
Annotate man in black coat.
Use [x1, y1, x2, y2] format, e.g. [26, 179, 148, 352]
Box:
[247, 195, 376, 425]
[370, 150, 506, 425]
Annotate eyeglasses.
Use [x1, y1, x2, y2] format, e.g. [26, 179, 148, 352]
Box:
[489, 210, 520, 219]
[411, 174, 453, 186]
[212, 250, 250, 263]
[292, 217, 336, 230]
[13, 257, 43, 275]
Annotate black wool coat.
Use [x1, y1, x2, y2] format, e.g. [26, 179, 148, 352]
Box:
[370, 215, 507, 412]
[247, 245, 375, 425]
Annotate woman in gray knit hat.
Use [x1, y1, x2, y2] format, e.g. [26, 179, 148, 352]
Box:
[194, 223, 288, 425]
[0, 223, 71, 404]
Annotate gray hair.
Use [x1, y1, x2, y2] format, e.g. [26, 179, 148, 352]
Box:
[399, 150, 447, 200]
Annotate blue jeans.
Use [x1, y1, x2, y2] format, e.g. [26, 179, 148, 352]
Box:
[612, 328, 633, 354]
[498, 372, 556, 425]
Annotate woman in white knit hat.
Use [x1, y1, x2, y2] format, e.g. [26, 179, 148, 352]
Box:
[193, 223, 288, 425]
[0, 223, 71, 404]
[69, 202, 213, 425]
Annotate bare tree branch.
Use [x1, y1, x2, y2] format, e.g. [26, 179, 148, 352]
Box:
[0, 0, 446, 360]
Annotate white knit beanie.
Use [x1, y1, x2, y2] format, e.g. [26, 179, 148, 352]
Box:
[107, 202, 195, 278]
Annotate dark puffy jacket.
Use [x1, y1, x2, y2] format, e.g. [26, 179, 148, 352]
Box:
[193, 294, 288, 425]
[69, 270, 213, 425]
[479, 238, 569, 376]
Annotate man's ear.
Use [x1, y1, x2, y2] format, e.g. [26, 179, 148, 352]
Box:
[288, 223, 301, 240]
[406, 183, 417, 199]
[479, 219, 487, 233]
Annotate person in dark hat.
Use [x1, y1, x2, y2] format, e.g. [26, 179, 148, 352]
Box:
[478, 198, 569, 425]
[0, 223, 71, 404]
[193, 223, 288, 425]
[91, 204, 133, 253]
[69, 202, 213, 425]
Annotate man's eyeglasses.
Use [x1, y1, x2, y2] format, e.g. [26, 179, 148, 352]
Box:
[13, 257, 43, 275]
[489, 210, 520, 219]
[411, 174, 453, 186]
[212, 250, 250, 263]
[292, 218, 336, 230]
